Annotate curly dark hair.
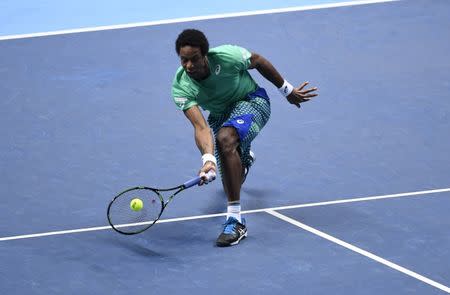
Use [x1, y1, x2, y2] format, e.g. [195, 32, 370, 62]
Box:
[175, 29, 209, 56]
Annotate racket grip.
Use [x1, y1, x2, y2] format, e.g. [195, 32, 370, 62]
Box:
[183, 171, 216, 189]
[183, 176, 202, 189]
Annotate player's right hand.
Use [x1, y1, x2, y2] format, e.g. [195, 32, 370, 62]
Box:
[198, 162, 217, 185]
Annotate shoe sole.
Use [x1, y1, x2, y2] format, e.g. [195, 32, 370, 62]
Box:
[216, 231, 248, 247]
[242, 151, 255, 185]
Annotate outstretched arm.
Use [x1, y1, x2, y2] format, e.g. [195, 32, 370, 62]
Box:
[249, 53, 318, 108]
[183, 105, 216, 183]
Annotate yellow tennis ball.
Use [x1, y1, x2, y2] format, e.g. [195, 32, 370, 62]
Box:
[130, 198, 144, 211]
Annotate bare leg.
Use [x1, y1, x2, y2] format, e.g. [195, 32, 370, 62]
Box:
[215, 127, 243, 202]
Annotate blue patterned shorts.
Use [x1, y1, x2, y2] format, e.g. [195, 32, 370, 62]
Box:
[207, 87, 271, 175]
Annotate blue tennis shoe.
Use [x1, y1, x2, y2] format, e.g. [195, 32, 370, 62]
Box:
[216, 217, 247, 247]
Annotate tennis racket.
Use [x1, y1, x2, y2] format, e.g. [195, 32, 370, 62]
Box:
[107, 171, 216, 235]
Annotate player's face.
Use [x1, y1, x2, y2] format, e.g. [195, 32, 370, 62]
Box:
[179, 46, 209, 80]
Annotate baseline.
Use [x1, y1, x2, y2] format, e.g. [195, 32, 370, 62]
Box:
[0, 187, 448, 242]
[0, 0, 399, 41]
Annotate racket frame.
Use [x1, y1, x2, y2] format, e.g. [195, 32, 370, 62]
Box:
[107, 173, 214, 235]
[107, 183, 190, 235]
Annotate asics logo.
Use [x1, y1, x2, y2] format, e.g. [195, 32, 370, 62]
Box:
[238, 228, 246, 236]
[215, 65, 221, 75]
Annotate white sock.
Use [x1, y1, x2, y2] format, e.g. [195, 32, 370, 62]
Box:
[226, 203, 241, 223]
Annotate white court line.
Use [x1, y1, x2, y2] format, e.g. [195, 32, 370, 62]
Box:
[266, 210, 450, 293]
[243, 187, 450, 214]
[0, 212, 227, 242]
[0, 0, 399, 41]
[0, 187, 448, 242]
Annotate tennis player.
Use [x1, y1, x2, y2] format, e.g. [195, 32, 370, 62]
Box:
[172, 29, 318, 247]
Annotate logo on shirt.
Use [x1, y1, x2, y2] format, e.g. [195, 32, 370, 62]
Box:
[174, 97, 188, 109]
[215, 64, 221, 75]
[237, 119, 245, 124]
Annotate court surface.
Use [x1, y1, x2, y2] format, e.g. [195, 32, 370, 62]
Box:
[1, 0, 449, 294]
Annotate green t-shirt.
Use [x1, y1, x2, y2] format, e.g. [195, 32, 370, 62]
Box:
[172, 45, 258, 115]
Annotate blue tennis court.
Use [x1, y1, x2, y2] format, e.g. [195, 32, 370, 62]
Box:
[1, 0, 449, 294]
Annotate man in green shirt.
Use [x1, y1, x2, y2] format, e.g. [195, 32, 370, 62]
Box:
[172, 29, 318, 247]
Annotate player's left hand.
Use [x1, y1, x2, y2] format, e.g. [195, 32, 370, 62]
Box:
[286, 81, 318, 108]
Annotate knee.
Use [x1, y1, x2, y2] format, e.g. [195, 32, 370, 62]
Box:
[216, 128, 239, 154]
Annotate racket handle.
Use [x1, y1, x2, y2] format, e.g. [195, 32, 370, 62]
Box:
[183, 176, 201, 189]
[183, 171, 216, 189]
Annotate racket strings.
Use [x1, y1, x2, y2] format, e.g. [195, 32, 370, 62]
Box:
[108, 189, 163, 234]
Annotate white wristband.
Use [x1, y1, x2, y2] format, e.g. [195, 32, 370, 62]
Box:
[278, 80, 294, 97]
[202, 153, 217, 166]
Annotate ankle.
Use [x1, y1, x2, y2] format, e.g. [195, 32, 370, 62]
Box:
[227, 202, 241, 223]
